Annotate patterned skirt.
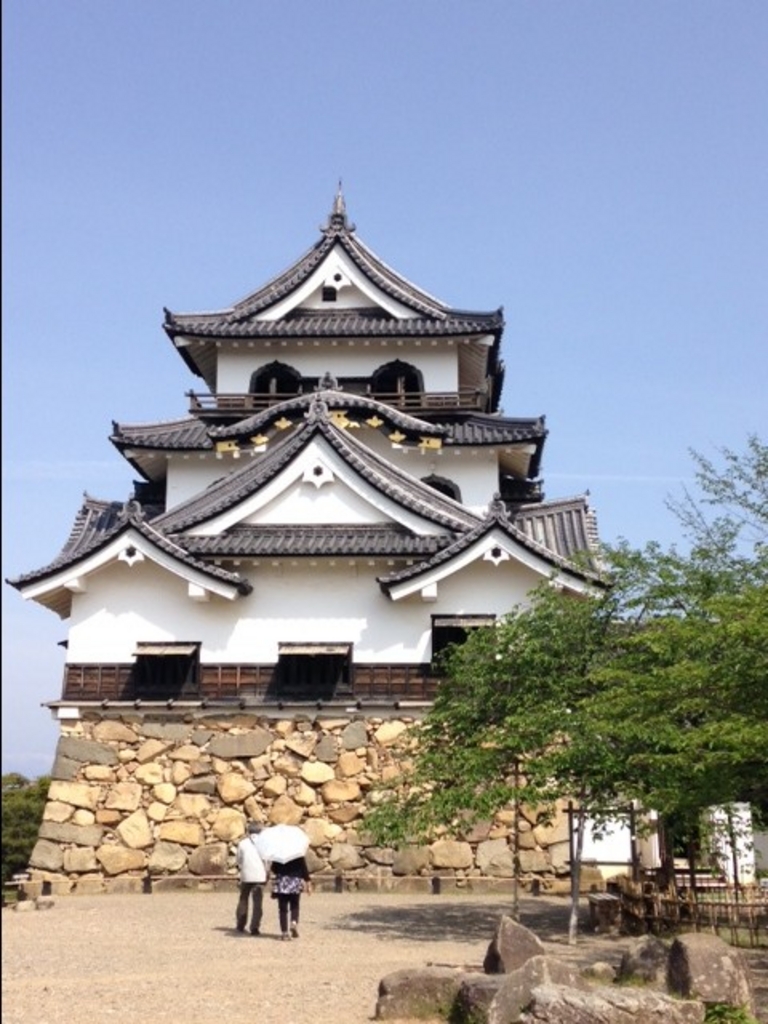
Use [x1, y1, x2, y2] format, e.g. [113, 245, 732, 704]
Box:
[272, 874, 304, 896]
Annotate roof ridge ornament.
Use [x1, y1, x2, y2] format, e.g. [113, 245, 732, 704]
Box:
[321, 181, 355, 236]
[489, 493, 509, 522]
[306, 391, 331, 423]
[117, 499, 145, 526]
[317, 371, 339, 391]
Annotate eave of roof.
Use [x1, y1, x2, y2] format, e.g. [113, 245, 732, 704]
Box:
[6, 498, 252, 597]
[163, 194, 502, 339]
[178, 524, 453, 559]
[207, 389, 447, 442]
[152, 403, 483, 535]
[377, 496, 607, 596]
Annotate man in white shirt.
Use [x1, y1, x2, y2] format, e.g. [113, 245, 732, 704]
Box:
[235, 821, 268, 935]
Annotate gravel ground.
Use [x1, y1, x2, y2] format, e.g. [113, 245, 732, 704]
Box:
[3, 890, 766, 1024]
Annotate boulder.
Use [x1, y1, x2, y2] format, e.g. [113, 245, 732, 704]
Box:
[519, 982, 705, 1023]
[616, 935, 670, 988]
[453, 974, 507, 1022]
[375, 967, 464, 1020]
[487, 955, 590, 1024]
[666, 932, 756, 1016]
[483, 915, 546, 974]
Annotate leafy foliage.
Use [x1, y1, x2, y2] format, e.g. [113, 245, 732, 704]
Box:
[703, 1004, 759, 1024]
[2, 774, 49, 886]
[364, 435, 768, 937]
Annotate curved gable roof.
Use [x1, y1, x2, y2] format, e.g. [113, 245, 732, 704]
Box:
[6, 497, 251, 617]
[152, 396, 482, 535]
[377, 496, 606, 598]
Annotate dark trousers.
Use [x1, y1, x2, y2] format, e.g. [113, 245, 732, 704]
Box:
[276, 893, 300, 934]
[236, 882, 265, 933]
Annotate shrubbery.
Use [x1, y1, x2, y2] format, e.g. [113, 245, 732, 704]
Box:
[2, 773, 49, 885]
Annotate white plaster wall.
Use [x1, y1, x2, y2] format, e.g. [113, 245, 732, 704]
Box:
[244, 472, 399, 526]
[63, 553, 546, 664]
[580, 817, 633, 877]
[166, 454, 232, 508]
[580, 811, 661, 879]
[383, 442, 500, 510]
[216, 344, 459, 393]
[754, 830, 768, 874]
[708, 804, 756, 884]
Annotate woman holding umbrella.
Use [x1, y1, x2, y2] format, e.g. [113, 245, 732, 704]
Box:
[256, 824, 312, 941]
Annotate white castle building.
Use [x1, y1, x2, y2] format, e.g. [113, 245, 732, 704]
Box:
[9, 191, 615, 894]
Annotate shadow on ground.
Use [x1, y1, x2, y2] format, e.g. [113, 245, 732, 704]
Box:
[325, 897, 584, 946]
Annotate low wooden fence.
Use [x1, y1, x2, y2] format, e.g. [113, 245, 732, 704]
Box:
[617, 883, 768, 948]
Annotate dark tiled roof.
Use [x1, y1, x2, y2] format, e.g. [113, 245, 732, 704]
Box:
[443, 414, 547, 447]
[165, 309, 503, 340]
[179, 524, 452, 558]
[163, 197, 502, 337]
[111, 417, 211, 451]
[7, 497, 251, 594]
[513, 495, 602, 561]
[110, 401, 542, 452]
[153, 405, 482, 535]
[378, 496, 606, 593]
[208, 390, 447, 441]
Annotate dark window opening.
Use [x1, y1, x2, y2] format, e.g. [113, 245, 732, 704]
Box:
[267, 644, 353, 702]
[421, 474, 462, 502]
[129, 643, 199, 699]
[370, 360, 423, 403]
[431, 616, 495, 673]
[322, 286, 337, 302]
[250, 361, 302, 397]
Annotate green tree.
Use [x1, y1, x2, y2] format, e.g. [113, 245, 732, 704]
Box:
[365, 436, 768, 938]
[2, 774, 49, 887]
[595, 436, 768, 872]
[365, 581, 626, 944]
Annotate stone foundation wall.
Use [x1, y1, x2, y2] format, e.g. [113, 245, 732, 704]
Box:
[26, 710, 604, 897]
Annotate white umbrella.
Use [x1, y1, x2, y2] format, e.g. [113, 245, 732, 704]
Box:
[255, 824, 309, 864]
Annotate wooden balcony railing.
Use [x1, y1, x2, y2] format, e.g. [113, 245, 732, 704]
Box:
[188, 389, 489, 418]
[61, 663, 439, 705]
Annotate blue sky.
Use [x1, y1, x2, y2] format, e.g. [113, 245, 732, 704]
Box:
[3, 1, 767, 778]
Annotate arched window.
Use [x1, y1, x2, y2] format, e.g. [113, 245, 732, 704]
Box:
[249, 361, 302, 397]
[421, 474, 462, 502]
[370, 360, 423, 405]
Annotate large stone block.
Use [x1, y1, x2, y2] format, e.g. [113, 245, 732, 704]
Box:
[104, 782, 142, 812]
[392, 846, 430, 876]
[667, 932, 756, 1016]
[216, 773, 255, 804]
[96, 845, 146, 875]
[431, 839, 473, 870]
[208, 729, 272, 759]
[158, 820, 204, 846]
[188, 843, 228, 875]
[38, 821, 104, 848]
[487, 956, 589, 1023]
[116, 810, 153, 849]
[48, 781, 101, 811]
[57, 736, 119, 766]
[29, 839, 64, 872]
[519, 982, 704, 1023]
[92, 721, 137, 743]
[148, 841, 188, 873]
[375, 967, 463, 1020]
[483, 916, 547, 975]
[477, 837, 514, 877]
[341, 721, 368, 750]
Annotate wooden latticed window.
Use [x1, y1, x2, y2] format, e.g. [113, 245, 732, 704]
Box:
[430, 615, 495, 671]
